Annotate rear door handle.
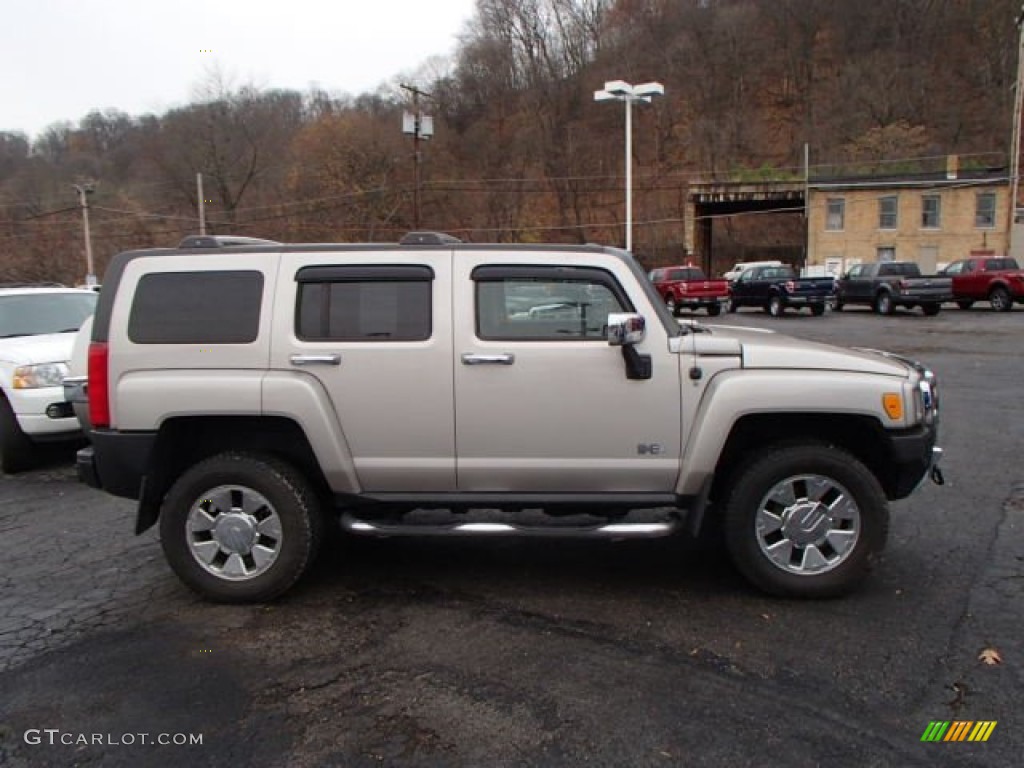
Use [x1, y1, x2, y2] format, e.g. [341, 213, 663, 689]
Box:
[290, 354, 341, 366]
[461, 353, 515, 366]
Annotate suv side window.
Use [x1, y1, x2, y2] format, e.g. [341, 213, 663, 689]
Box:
[128, 270, 263, 344]
[473, 266, 630, 341]
[295, 265, 432, 341]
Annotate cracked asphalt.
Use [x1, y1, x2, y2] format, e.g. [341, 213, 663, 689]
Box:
[0, 306, 1021, 767]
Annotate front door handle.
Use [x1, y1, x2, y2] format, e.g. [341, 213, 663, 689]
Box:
[290, 354, 341, 366]
[461, 353, 515, 366]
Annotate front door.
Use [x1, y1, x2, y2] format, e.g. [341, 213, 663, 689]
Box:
[451, 254, 682, 493]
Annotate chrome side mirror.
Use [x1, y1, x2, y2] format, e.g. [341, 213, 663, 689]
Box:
[607, 313, 646, 347]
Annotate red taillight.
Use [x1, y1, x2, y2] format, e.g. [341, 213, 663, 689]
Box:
[88, 342, 110, 429]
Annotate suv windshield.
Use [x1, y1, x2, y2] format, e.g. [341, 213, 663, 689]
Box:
[0, 292, 97, 338]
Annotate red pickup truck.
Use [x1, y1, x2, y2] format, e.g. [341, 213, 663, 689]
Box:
[941, 257, 1024, 311]
[648, 265, 730, 316]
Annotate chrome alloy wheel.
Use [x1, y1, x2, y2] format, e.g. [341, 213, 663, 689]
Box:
[186, 485, 283, 580]
[754, 474, 861, 575]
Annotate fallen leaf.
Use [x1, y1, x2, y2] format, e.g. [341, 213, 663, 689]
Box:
[978, 648, 1002, 666]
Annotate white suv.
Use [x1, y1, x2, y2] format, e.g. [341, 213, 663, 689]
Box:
[0, 286, 97, 472]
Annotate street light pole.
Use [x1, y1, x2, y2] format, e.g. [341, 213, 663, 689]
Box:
[1008, 4, 1024, 254]
[72, 182, 96, 287]
[594, 79, 664, 253]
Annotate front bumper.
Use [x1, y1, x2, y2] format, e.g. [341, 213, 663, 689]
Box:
[886, 424, 942, 499]
[9, 385, 83, 439]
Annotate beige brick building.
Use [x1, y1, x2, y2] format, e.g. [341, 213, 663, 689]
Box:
[806, 171, 1010, 276]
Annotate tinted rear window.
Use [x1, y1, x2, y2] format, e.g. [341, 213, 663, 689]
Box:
[128, 271, 263, 344]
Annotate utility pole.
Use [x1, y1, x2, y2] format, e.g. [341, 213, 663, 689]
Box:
[72, 182, 96, 287]
[400, 83, 433, 229]
[1008, 4, 1024, 254]
[197, 172, 207, 235]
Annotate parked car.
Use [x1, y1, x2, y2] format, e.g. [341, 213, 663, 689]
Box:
[722, 260, 783, 282]
[648, 265, 729, 316]
[77, 232, 942, 602]
[727, 265, 835, 316]
[940, 256, 1024, 311]
[834, 262, 952, 316]
[0, 286, 97, 473]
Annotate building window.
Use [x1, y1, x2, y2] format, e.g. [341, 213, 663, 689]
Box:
[877, 247, 896, 263]
[921, 195, 941, 228]
[879, 195, 898, 229]
[825, 198, 845, 231]
[976, 192, 996, 228]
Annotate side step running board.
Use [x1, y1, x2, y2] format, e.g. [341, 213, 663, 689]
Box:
[340, 512, 680, 540]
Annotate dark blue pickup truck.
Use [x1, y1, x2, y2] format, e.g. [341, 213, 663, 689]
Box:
[727, 265, 835, 316]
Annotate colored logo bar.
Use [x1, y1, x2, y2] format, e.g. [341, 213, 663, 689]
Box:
[921, 721, 997, 742]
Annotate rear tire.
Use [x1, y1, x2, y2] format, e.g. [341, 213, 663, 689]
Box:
[159, 452, 324, 603]
[875, 292, 894, 315]
[723, 444, 889, 598]
[989, 286, 1013, 312]
[727, 298, 738, 313]
[0, 397, 34, 474]
[811, 304, 825, 317]
[707, 304, 722, 317]
[921, 303, 941, 316]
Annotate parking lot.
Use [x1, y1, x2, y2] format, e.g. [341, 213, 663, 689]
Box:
[1, 304, 1021, 767]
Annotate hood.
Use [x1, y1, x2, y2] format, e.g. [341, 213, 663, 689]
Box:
[704, 325, 909, 377]
[0, 333, 75, 366]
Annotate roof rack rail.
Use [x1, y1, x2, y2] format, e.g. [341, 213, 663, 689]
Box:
[177, 234, 281, 249]
[399, 231, 463, 245]
[0, 281, 67, 289]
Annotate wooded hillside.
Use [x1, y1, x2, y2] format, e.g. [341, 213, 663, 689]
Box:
[1, 0, 1018, 281]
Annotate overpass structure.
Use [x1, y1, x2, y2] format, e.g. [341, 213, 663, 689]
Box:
[684, 180, 805, 273]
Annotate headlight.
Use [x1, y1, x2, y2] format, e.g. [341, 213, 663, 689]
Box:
[913, 369, 939, 426]
[12, 362, 70, 389]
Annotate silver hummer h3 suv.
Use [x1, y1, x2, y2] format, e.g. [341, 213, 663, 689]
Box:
[77, 233, 943, 602]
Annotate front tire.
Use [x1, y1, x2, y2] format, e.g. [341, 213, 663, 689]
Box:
[0, 397, 34, 474]
[707, 303, 722, 317]
[810, 304, 825, 317]
[921, 303, 941, 316]
[989, 286, 1013, 312]
[768, 295, 784, 317]
[159, 452, 324, 603]
[665, 295, 679, 317]
[956, 300, 974, 310]
[722, 444, 889, 598]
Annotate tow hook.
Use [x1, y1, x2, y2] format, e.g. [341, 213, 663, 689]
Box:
[930, 446, 945, 486]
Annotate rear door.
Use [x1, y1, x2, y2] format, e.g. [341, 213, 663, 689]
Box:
[451, 252, 682, 493]
[271, 250, 455, 492]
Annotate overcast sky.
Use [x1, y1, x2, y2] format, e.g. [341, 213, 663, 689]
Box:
[2, 0, 479, 139]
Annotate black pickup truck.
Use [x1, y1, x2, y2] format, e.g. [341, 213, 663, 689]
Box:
[834, 262, 952, 316]
[727, 265, 835, 316]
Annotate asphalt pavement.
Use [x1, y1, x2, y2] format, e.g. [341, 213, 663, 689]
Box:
[0, 304, 1020, 767]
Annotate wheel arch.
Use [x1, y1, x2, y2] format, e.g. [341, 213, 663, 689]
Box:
[706, 413, 898, 513]
[135, 415, 332, 534]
